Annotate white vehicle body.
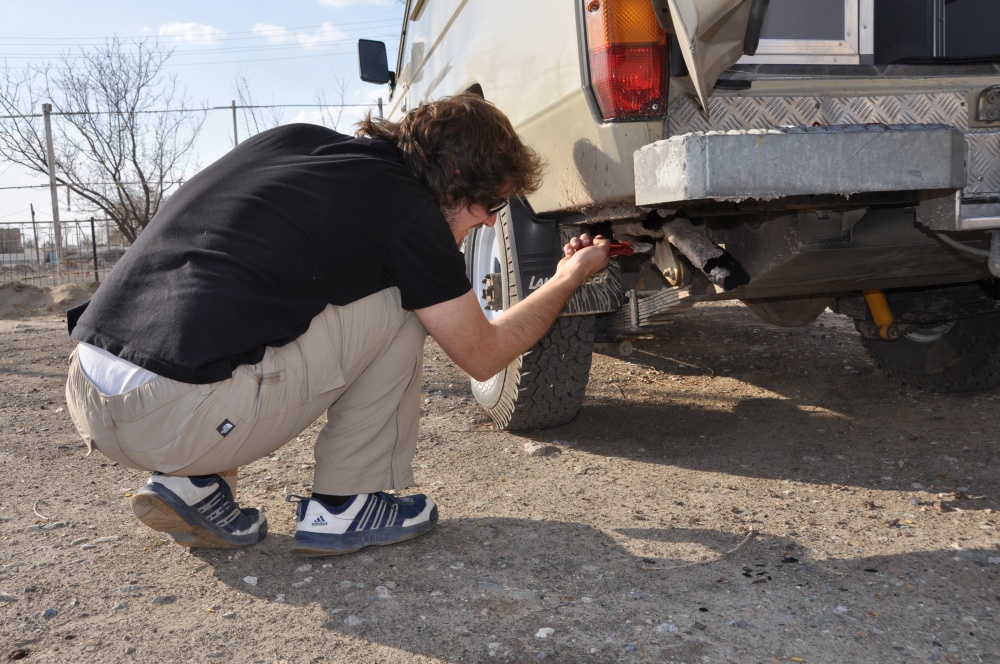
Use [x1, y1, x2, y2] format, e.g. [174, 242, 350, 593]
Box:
[362, 0, 1000, 429]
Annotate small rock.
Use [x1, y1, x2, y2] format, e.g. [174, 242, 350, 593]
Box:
[344, 615, 364, 626]
[504, 588, 536, 602]
[206, 652, 225, 659]
[93, 536, 120, 544]
[535, 627, 555, 639]
[295, 564, 312, 573]
[0, 593, 18, 602]
[375, 586, 391, 598]
[987, 557, 1000, 565]
[26, 521, 69, 533]
[836, 606, 849, 613]
[656, 623, 678, 633]
[41, 608, 58, 619]
[120, 585, 144, 594]
[70, 538, 90, 546]
[152, 595, 176, 605]
[81, 544, 97, 550]
[113, 602, 128, 611]
[125, 646, 137, 655]
[221, 612, 236, 619]
[523, 442, 560, 457]
[243, 576, 258, 587]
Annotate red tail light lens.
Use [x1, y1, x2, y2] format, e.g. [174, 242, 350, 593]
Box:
[585, 0, 668, 121]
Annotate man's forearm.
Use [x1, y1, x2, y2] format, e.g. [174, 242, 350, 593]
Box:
[485, 269, 586, 369]
[415, 237, 609, 382]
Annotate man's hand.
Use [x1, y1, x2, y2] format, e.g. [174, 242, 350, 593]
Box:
[557, 233, 611, 285]
[416, 233, 612, 381]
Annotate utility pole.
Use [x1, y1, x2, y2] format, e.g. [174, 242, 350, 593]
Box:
[30, 203, 39, 267]
[89, 217, 99, 283]
[232, 100, 239, 146]
[42, 103, 64, 283]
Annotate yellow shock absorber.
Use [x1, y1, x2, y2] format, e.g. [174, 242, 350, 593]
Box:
[862, 290, 898, 340]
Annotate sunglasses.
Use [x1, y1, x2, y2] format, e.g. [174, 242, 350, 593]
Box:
[485, 199, 508, 216]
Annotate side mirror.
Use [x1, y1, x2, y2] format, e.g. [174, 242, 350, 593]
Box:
[358, 39, 396, 90]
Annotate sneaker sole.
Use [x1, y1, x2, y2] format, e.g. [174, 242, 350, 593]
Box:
[290, 506, 438, 557]
[131, 491, 267, 549]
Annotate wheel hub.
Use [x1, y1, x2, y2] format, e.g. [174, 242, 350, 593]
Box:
[481, 272, 502, 311]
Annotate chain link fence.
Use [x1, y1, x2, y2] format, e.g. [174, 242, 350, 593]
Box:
[0, 218, 126, 286]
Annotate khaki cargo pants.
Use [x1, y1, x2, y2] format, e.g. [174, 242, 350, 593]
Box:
[65, 288, 426, 495]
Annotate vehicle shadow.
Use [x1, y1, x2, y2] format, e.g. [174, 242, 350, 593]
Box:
[514, 303, 1000, 495]
[188, 517, 999, 662]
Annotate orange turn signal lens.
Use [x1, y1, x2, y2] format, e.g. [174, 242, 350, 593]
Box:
[585, 0, 668, 120]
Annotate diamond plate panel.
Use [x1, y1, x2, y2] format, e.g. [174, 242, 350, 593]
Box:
[668, 93, 1000, 194]
[967, 131, 1000, 193]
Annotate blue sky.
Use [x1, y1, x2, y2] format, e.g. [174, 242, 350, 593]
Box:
[0, 0, 404, 225]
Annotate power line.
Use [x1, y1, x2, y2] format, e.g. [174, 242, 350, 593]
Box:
[0, 32, 400, 59]
[0, 44, 396, 70]
[0, 19, 402, 44]
[1, 100, 377, 120]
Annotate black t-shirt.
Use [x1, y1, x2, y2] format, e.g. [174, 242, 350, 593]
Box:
[69, 124, 471, 384]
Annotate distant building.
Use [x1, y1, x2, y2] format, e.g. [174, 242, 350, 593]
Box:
[0, 228, 23, 253]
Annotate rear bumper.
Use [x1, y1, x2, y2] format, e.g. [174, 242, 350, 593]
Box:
[633, 123, 967, 207]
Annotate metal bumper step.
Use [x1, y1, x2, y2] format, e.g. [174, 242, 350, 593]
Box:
[634, 123, 967, 207]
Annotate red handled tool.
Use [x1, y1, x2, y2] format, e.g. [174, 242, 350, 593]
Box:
[608, 241, 633, 257]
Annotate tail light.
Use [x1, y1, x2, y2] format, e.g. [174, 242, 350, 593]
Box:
[584, 0, 668, 121]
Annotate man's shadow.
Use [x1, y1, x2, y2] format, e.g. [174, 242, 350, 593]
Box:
[191, 517, 1000, 662]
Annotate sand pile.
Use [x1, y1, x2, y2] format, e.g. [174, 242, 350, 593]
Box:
[0, 282, 96, 319]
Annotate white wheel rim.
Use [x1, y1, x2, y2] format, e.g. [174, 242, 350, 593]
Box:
[470, 225, 504, 321]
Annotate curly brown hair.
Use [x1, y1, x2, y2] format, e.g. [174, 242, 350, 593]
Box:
[356, 92, 543, 207]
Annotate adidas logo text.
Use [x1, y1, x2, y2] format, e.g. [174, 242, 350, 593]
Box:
[312, 515, 328, 526]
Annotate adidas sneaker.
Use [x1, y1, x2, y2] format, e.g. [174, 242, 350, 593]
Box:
[131, 473, 267, 549]
[288, 492, 437, 557]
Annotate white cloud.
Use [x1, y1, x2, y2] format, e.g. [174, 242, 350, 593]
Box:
[297, 23, 350, 48]
[252, 22, 349, 49]
[158, 23, 226, 44]
[252, 23, 291, 44]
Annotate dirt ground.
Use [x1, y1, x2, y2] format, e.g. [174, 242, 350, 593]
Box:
[1, 283, 998, 663]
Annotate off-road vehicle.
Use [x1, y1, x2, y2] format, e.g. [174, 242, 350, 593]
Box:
[359, 0, 1000, 429]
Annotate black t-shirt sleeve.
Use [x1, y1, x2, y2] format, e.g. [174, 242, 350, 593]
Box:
[386, 203, 472, 310]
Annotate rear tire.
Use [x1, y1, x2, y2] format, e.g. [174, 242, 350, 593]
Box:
[466, 205, 594, 430]
[860, 312, 1000, 392]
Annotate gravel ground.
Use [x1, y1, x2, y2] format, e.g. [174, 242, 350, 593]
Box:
[1, 293, 998, 663]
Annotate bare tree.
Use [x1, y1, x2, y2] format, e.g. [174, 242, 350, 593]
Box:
[232, 68, 284, 139]
[232, 70, 351, 141]
[316, 74, 350, 131]
[0, 37, 205, 243]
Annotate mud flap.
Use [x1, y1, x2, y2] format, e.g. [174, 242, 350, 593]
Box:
[505, 198, 622, 316]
